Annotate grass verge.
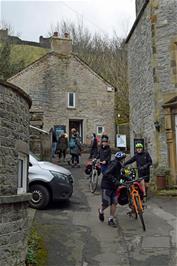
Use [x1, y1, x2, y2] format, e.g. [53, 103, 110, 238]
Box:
[26, 227, 48, 266]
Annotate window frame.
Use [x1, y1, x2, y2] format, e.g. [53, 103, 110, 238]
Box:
[17, 152, 28, 194]
[67, 92, 76, 108]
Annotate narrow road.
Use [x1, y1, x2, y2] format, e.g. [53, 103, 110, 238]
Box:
[34, 155, 177, 266]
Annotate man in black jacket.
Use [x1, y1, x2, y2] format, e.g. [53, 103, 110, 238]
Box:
[96, 137, 111, 174]
[124, 143, 152, 197]
[98, 152, 126, 227]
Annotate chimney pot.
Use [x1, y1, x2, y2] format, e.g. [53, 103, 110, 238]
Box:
[53, 32, 58, 37]
[64, 32, 69, 38]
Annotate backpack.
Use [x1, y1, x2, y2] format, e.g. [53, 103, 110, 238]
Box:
[69, 138, 76, 149]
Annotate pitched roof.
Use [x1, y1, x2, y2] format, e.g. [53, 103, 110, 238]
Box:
[8, 51, 117, 91]
[163, 96, 177, 108]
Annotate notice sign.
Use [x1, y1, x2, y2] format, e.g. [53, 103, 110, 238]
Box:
[116, 134, 127, 148]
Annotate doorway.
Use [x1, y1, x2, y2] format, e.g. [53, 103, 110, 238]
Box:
[69, 120, 83, 142]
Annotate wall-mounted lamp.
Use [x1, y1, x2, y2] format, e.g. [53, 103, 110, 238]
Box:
[154, 121, 160, 132]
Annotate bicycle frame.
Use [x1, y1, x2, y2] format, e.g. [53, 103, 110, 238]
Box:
[124, 178, 146, 231]
[128, 182, 143, 214]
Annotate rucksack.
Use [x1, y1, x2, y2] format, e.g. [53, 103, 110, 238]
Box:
[69, 138, 76, 149]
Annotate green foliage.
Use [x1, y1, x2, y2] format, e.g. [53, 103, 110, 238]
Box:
[0, 40, 47, 81]
[153, 166, 171, 177]
[26, 227, 48, 266]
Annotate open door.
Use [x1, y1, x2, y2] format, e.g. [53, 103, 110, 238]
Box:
[69, 120, 83, 142]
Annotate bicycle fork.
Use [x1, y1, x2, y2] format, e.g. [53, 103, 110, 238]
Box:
[132, 190, 143, 214]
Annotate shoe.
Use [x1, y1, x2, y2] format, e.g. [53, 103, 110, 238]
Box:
[108, 218, 117, 228]
[98, 209, 104, 222]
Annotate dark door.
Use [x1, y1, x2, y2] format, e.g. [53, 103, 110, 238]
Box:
[69, 120, 83, 142]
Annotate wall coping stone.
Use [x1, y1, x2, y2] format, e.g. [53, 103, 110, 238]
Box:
[0, 79, 32, 108]
[0, 193, 32, 205]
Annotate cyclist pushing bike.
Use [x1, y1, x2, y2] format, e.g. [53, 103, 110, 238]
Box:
[123, 143, 152, 199]
[98, 152, 126, 227]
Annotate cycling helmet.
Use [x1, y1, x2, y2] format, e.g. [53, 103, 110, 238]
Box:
[135, 143, 143, 149]
[115, 151, 126, 160]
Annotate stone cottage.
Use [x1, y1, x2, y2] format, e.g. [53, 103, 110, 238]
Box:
[9, 33, 116, 146]
[126, 0, 177, 183]
[0, 80, 32, 265]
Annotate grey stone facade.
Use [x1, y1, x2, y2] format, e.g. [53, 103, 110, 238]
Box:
[135, 0, 147, 15]
[0, 81, 32, 265]
[9, 36, 116, 147]
[126, 0, 177, 180]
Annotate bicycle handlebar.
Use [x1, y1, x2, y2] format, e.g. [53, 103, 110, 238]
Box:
[119, 177, 143, 187]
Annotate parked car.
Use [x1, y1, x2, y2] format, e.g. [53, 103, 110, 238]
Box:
[28, 153, 74, 209]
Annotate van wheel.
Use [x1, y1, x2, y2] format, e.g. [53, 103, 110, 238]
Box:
[29, 184, 50, 209]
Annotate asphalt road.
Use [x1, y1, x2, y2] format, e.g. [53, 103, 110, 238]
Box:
[34, 155, 177, 266]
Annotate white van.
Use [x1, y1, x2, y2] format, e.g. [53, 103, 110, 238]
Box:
[28, 153, 73, 209]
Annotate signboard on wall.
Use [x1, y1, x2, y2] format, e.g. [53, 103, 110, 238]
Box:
[116, 134, 127, 148]
[54, 125, 66, 140]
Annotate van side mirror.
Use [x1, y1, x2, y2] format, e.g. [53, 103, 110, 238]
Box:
[29, 162, 32, 167]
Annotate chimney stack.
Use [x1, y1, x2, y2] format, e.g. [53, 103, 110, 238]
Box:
[51, 32, 72, 55]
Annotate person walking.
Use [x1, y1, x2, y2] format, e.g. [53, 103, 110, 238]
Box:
[50, 127, 57, 158]
[89, 133, 98, 159]
[124, 143, 152, 198]
[97, 137, 111, 174]
[69, 128, 82, 167]
[56, 133, 68, 162]
[98, 152, 126, 227]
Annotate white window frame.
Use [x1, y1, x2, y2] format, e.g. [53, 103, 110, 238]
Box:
[17, 152, 28, 194]
[97, 126, 104, 136]
[68, 92, 75, 108]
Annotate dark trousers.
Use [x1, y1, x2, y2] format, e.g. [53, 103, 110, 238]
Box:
[58, 150, 66, 159]
[71, 154, 79, 164]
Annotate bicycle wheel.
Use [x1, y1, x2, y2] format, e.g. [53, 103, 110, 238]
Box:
[134, 196, 146, 231]
[89, 169, 98, 193]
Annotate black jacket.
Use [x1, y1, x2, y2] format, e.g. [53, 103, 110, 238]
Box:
[124, 151, 152, 178]
[101, 158, 122, 190]
[96, 145, 111, 164]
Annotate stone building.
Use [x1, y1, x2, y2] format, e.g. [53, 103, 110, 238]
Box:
[9, 33, 116, 146]
[126, 0, 177, 183]
[0, 80, 32, 265]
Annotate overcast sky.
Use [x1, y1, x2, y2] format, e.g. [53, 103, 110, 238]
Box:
[0, 0, 136, 42]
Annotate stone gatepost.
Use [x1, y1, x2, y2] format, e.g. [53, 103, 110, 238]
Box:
[0, 81, 32, 266]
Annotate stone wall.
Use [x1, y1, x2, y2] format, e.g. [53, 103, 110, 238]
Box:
[127, 3, 156, 160]
[127, 0, 177, 169]
[135, 0, 147, 15]
[154, 0, 177, 165]
[0, 81, 32, 265]
[0, 82, 30, 194]
[9, 52, 116, 147]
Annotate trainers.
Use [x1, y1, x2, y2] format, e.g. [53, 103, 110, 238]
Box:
[108, 218, 117, 227]
[98, 209, 104, 222]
